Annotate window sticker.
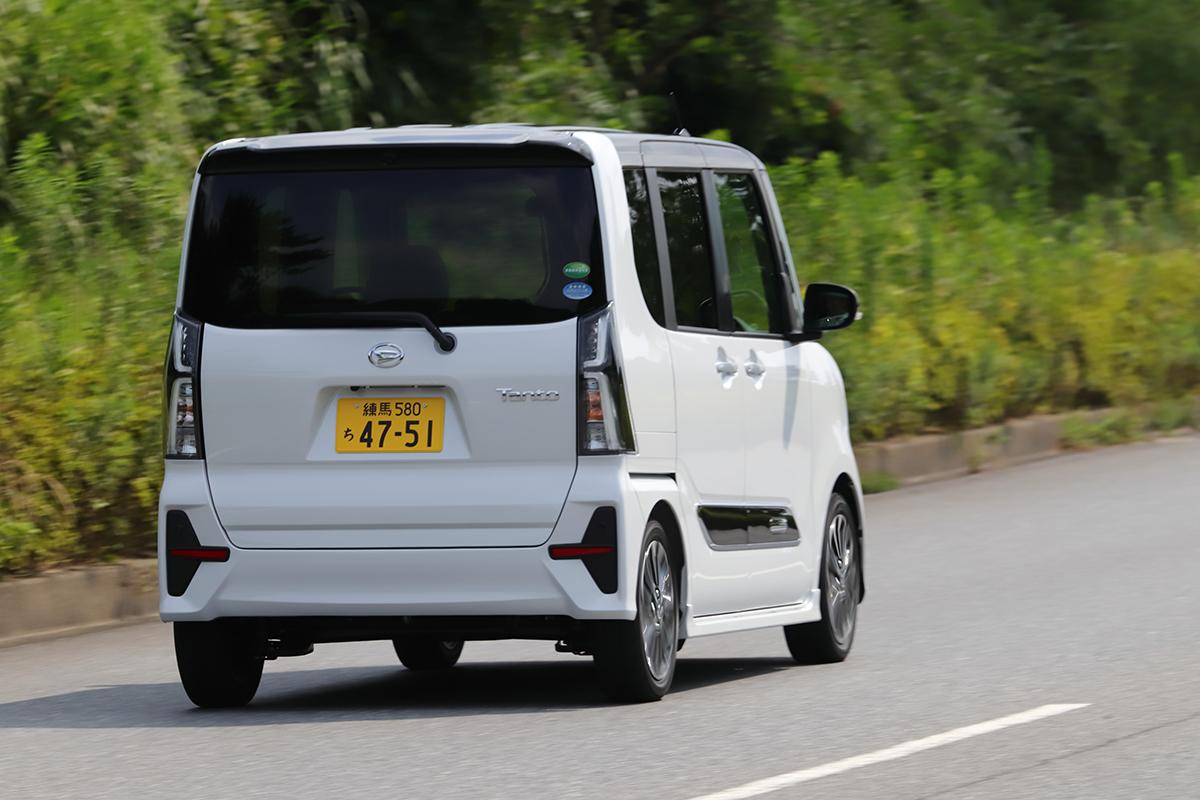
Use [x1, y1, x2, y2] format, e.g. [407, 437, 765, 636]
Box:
[562, 261, 591, 279]
[563, 281, 594, 300]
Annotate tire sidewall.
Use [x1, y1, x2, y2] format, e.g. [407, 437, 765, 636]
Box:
[635, 521, 679, 694]
[818, 493, 858, 658]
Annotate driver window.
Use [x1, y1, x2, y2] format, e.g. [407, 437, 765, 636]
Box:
[713, 172, 786, 334]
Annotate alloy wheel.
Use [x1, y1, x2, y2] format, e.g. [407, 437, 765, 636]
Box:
[638, 539, 677, 681]
[825, 511, 858, 646]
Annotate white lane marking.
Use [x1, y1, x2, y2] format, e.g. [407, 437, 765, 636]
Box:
[688, 703, 1090, 800]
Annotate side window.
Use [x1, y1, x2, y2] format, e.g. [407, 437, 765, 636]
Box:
[713, 172, 787, 334]
[623, 170, 665, 325]
[657, 172, 718, 329]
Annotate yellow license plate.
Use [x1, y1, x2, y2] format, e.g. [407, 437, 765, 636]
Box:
[335, 397, 445, 453]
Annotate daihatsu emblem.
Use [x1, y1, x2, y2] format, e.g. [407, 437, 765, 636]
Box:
[368, 343, 404, 367]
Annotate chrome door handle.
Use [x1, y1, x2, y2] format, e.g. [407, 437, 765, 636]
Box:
[744, 361, 766, 378]
[715, 359, 739, 377]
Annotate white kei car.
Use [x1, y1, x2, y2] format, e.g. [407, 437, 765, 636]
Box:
[160, 125, 864, 707]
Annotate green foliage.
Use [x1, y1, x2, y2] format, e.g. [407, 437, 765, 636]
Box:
[1060, 411, 1141, 449]
[772, 152, 1200, 440]
[1, 0, 1200, 573]
[860, 471, 899, 495]
[1059, 399, 1199, 450]
[1146, 397, 1199, 432]
[0, 133, 174, 573]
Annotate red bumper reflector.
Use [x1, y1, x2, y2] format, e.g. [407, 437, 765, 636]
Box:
[168, 547, 230, 562]
[549, 544, 616, 559]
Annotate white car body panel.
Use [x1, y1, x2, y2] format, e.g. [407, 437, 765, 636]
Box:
[200, 320, 577, 549]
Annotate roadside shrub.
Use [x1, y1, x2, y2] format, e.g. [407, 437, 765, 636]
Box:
[1060, 412, 1141, 450]
[1146, 397, 1199, 432]
[770, 154, 1200, 440]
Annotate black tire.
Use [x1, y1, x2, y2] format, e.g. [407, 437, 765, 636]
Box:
[393, 637, 464, 670]
[784, 492, 860, 664]
[592, 520, 680, 702]
[174, 620, 264, 709]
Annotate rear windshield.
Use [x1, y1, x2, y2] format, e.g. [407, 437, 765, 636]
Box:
[182, 152, 604, 327]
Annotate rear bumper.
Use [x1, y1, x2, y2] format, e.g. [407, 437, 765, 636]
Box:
[158, 460, 639, 622]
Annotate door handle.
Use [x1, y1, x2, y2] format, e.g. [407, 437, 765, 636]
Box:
[744, 361, 766, 378]
[715, 359, 739, 377]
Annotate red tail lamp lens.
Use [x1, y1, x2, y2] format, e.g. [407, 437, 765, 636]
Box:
[168, 547, 230, 562]
[549, 545, 616, 559]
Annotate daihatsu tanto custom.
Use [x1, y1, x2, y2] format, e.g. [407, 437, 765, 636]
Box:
[161, 125, 864, 707]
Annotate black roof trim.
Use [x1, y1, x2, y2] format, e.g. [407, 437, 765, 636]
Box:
[199, 142, 594, 175]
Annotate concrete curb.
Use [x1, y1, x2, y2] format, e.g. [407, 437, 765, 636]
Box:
[0, 559, 158, 648]
[855, 400, 1199, 487]
[854, 414, 1069, 486]
[1, 400, 1196, 648]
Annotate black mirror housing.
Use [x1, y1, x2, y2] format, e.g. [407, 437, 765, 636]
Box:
[794, 282, 859, 339]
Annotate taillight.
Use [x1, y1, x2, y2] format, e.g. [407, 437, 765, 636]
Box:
[163, 313, 203, 458]
[578, 305, 635, 454]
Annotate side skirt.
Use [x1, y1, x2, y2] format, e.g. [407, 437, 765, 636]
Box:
[683, 589, 821, 638]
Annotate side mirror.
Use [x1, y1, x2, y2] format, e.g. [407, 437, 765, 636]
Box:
[787, 282, 860, 341]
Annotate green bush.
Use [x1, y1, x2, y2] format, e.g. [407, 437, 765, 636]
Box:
[771, 153, 1200, 441]
[1060, 412, 1141, 450]
[860, 471, 899, 496]
[1146, 398, 1199, 432]
[0, 137, 175, 572]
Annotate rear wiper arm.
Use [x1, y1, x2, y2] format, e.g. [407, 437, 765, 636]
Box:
[383, 312, 457, 352]
[282, 311, 457, 352]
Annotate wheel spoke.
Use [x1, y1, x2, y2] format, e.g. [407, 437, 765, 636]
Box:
[637, 539, 677, 681]
[642, 558, 657, 594]
[823, 510, 858, 645]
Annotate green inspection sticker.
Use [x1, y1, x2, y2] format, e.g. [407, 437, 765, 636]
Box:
[562, 261, 591, 279]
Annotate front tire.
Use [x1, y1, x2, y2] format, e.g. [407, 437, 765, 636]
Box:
[393, 637, 464, 670]
[784, 492, 860, 664]
[174, 620, 264, 709]
[593, 520, 679, 702]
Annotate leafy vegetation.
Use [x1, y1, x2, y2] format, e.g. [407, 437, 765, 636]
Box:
[1, 0, 1199, 572]
[860, 471, 900, 496]
[1060, 399, 1199, 449]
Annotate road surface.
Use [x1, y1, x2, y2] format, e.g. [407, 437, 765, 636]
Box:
[1, 435, 1197, 799]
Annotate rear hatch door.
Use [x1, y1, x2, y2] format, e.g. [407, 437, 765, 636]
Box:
[183, 144, 603, 548]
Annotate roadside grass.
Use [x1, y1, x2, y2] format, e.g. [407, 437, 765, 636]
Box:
[1060, 398, 1200, 450]
[861, 471, 900, 495]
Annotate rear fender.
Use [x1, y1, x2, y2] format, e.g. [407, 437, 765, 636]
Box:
[629, 475, 689, 625]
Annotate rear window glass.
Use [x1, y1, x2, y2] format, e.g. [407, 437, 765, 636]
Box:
[657, 172, 717, 329]
[623, 169, 665, 325]
[182, 155, 604, 327]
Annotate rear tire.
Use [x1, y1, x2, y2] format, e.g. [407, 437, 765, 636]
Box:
[174, 620, 264, 709]
[592, 520, 679, 702]
[393, 637, 464, 670]
[784, 492, 860, 664]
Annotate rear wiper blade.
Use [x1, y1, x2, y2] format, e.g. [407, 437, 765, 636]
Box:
[281, 311, 457, 352]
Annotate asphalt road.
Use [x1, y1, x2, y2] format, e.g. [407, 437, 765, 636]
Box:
[2, 435, 1198, 799]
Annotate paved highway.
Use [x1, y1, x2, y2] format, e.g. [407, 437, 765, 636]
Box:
[1, 435, 1197, 799]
